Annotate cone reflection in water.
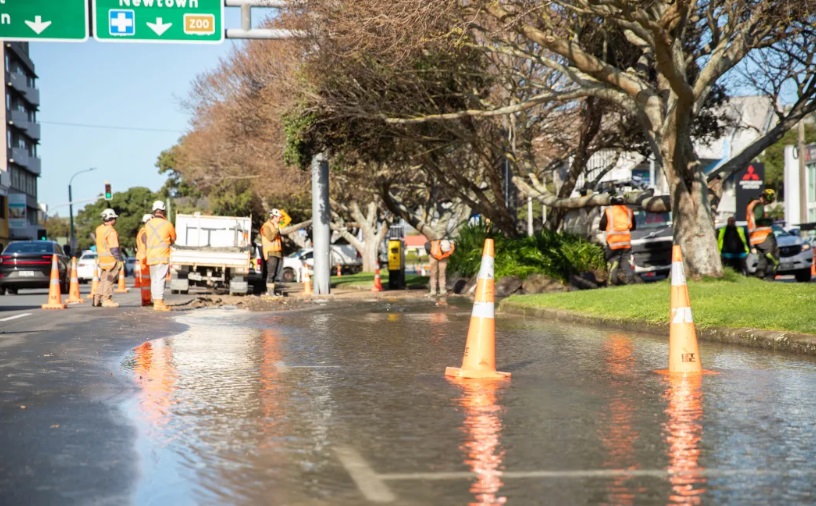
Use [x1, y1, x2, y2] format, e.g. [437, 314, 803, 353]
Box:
[115, 265, 129, 293]
[258, 329, 284, 447]
[67, 257, 84, 304]
[663, 373, 706, 504]
[599, 334, 642, 505]
[668, 245, 702, 374]
[41, 254, 67, 309]
[132, 340, 177, 427]
[451, 378, 506, 506]
[446, 238, 510, 380]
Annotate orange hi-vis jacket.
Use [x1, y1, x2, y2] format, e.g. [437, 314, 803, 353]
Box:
[145, 217, 177, 266]
[746, 199, 772, 246]
[604, 205, 634, 250]
[135, 226, 148, 263]
[260, 220, 282, 260]
[95, 224, 120, 269]
[430, 240, 455, 261]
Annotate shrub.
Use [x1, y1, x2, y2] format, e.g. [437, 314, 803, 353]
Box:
[447, 224, 605, 283]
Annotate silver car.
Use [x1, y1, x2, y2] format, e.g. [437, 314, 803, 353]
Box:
[747, 225, 813, 282]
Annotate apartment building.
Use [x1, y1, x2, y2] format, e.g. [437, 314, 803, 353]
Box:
[0, 41, 41, 248]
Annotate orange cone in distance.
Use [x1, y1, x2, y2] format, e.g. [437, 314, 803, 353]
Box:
[90, 264, 100, 298]
[140, 262, 152, 307]
[115, 265, 128, 293]
[132, 262, 142, 288]
[66, 257, 84, 304]
[666, 245, 703, 374]
[372, 267, 383, 292]
[336, 264, 342, 277]
[41, 254, 67, 310]
[446, 238, 510, 380]
[303, 266, 312, 296]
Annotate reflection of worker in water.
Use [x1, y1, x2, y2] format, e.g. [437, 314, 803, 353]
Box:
[599, 196, 636, 285]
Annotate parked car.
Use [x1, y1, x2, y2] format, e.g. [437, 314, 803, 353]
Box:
[76, 250, 98, 283]
[125, 257, 138, 277]
[747, 224, 813, 282]
[0, 241, 70, 295]
[630, 210, 673, 281]
[281, 245, 362, 283]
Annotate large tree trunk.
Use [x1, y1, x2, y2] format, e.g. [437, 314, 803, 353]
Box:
[331, 200, 389, 272]
[661, 117, 722, 279]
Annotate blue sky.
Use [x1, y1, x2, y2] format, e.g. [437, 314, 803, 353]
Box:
[31, 8, 247, 217]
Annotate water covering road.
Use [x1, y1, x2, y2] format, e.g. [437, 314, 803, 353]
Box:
[122, 299, 816, 505]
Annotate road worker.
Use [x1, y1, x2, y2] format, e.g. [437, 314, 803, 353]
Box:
[145, 200, 177, 311]
[747, 188, 779, 280]
[260, 209, 284, 295]
[718, 215, 749, 275]
[94, 208, 123, 308]
[599, 195, 636, 285]
[135, 213, 152, 290]
[426, 238, 455, 296]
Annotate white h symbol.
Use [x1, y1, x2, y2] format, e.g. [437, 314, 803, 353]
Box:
[111, 12, 133, 34]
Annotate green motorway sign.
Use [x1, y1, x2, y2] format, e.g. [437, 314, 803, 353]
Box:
[0, 0, 89, 42]
[93, 0, 223, 44]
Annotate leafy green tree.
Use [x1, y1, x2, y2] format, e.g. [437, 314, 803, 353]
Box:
[43, 216, 70, 243]
[209, 181, 267, 231]
[759, 124, 816, 200]
[74, 187, 160, 254]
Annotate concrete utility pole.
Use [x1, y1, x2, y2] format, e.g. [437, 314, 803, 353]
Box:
[798, 119, 808, 224]
[225, 0, 330, 293]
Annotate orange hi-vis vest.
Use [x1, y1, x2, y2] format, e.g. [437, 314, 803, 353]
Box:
[746, 199, 772, 246]
[145, 217, 176, 266]
[95, 224, 120, 269]
[260, 220, 282, 260]
[604, 205, 633, 250]
[135, 226, 148, 262]
[430, 240, 455, 261]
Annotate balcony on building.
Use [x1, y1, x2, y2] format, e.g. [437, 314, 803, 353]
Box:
[8, 109, 29, 131]
[26, 121, 41, 141]
[9, 147, 30, 168]
[6, 71, 28, 95]
[24, 86, 40, 107]
[27, 155, 41, 175]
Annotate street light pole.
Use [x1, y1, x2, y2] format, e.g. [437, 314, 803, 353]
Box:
[68, 167, 96, 256]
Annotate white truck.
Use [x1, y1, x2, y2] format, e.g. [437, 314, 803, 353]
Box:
[169, 213, 253, 296]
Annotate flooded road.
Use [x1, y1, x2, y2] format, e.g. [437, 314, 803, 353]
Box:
[122, 299, 816, 504]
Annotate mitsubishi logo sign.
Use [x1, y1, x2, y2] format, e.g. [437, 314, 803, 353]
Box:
[741, 165, 761, 181]
[735, 163, 765, 219]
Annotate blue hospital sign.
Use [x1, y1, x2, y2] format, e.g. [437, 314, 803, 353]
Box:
[108, 10, 135, 36]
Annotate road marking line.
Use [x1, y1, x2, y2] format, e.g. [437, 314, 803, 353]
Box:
[379, 468, 816, 481]
[334, 446, 395, 503]
[0, 313, 31, 322]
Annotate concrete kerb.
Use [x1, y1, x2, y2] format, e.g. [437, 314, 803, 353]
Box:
[498, 301, 816, 357]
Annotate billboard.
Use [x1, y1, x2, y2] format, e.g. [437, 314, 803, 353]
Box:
[735, 163, 765, 222]
[8, 193, 27, 229]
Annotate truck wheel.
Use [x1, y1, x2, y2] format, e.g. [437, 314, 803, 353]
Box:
[181, 290, 189, 295]
[282, 268, 296, 283]
[795, 269, 812, 283]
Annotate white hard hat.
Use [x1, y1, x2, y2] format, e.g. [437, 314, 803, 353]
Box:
[142, 214, 153, 223]
[269, 208, 282, 218]
[101, 208, 118, 221]
[152, 200, 166, 212]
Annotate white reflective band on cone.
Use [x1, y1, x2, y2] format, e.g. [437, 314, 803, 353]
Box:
[671, 262, 686, 286]
[471, 301, 495, 319]
[477, 256, 495, 279]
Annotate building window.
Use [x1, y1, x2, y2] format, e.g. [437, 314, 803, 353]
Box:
[0, 196, 5, 219]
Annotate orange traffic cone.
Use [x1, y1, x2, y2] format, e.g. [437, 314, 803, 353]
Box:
[446, 238, 510, 380]
[303, 266, 312, 295]
[90, 264, 100, 298]
[115, 265, 128, 293]
[140, 262, 152, 307]
[41, 254, 67, 310]
[372, 267, 383, 292]
[811, 254, 815, 278]
[666, 245, 703, 374]
[66, 257, 84, 304]
[132, 262, 142, 288]
[336, 264, 342, 277]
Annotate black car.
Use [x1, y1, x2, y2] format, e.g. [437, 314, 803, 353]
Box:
[0, 241, 70, 295]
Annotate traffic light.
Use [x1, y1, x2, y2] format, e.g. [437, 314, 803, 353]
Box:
[37, 229, 47, 241]
[104, 182, 112, 200]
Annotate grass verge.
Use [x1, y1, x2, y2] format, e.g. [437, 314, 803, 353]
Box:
[502, 275, 816, 335]
[330, 271, 428, 290]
